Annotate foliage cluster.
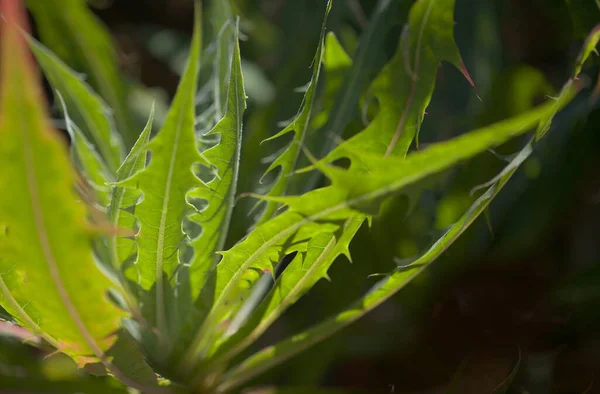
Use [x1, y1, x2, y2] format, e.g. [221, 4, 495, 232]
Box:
[0, 0, 599, 393]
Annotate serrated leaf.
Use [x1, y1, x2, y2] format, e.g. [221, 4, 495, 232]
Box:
[106, 108, 154, 313]
[28, 36, 123, 173]
[188, 21, 246, 302]
[202, 216, 365, 373]
[108, 108, 153, 270]
[26, 0, 138, 147]
[171, 22, 247, 372]
[0, 0, 124, 368]
[182, 86, 576, 387]
[216, 25, 600, 385]
[256, 0, 332, 224]
[120, 7, 205, 360]
[211, 89, 578, 391]
[311, 32, 353, 131]
[209, 0, 235, 121]
[537, 24, 600, 139]
[314, 0, 474, 173]
[573, 24, 600, 78]
[307, 0, 407, 185]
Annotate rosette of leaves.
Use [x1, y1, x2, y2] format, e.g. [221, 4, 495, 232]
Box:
[0, 0, 597, 393]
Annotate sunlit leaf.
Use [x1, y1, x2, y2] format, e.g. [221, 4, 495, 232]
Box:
[119, 7, 205, 361]
[173, 22, 247, 371]
[0, 5, 144, 391]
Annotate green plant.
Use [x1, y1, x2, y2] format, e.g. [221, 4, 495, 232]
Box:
[0, 0, 598, 393]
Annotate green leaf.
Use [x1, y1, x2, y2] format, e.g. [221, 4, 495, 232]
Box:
[257, 0, 332, 224]
[0, 0, 122, 360]
[108, 109, 154, 269]
[217, 34, 594, 384]
[26, 0, 138, 147]
[308, 0, 407, 181]
[106, 107, 154, 313]
[172, 22, 248, 369]
[211, 91, 578, 392]
[0, 5, 153, 391]
[537, 24, 600, 139]
[209, 0, 235, 121]
[119, 6, 204, 360]
[204, 215, 365, 372]
[28, 36, 123, 173]
[311, 32, 353, 131]
[314, 0, 475, 172]
[574, 24, 600, 77]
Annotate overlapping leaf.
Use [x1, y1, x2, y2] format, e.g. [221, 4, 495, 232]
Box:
[180, 83, 576, 389]
[216, 23, 600, 390]
[108, 110, 154, 276]
[204, 215, 365, 370]
[311, 0, 474, 174]
[256, 0, 332, 224]
[172, 23, 248, 370]
[309, 0, 407, 175]
[118, 7, 205, 360]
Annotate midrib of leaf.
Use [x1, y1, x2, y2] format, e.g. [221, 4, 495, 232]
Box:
[18, 111, 144, 390]
[385, 0, 434, 156]
[0, 275, 60, 349]
[218, 56, 244, 250]
[156, 98, 188, 353]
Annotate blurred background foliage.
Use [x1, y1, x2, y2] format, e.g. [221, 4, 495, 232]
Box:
[2, 0, 600, 393]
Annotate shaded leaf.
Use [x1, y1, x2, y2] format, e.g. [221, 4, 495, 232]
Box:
[26, 0, 138, 147]
[212, 90, 577, 392]
[492, 348, 521, 394]
[256, 0, 332, 224]
[308, 0, 407, 183]
[314, 0, 474, 174]
[28, 36, 124, 173]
